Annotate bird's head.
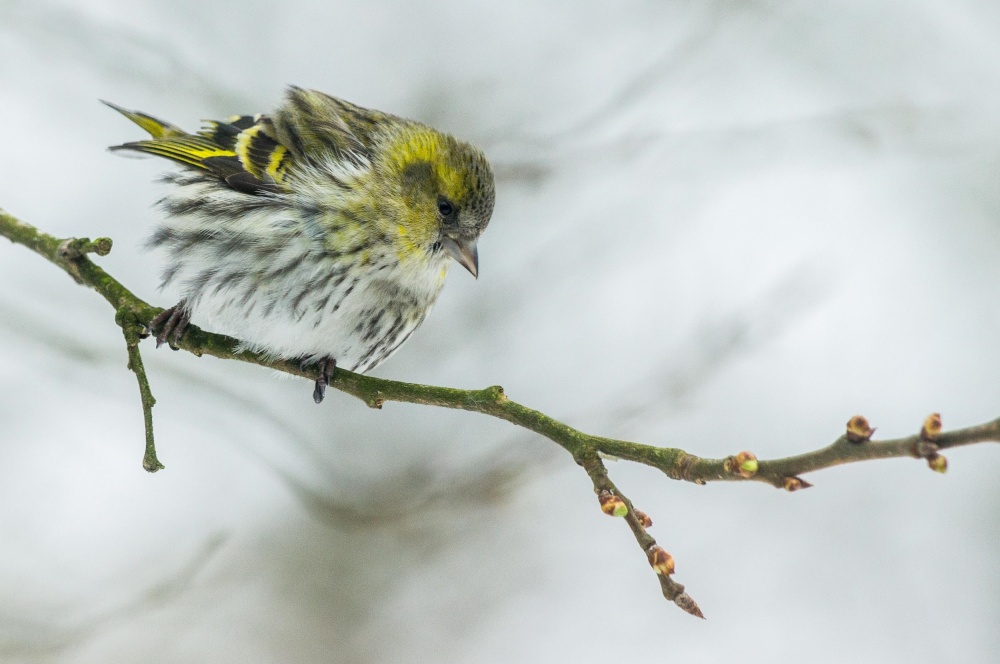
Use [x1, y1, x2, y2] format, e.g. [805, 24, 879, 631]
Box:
[383, 126, 495, 277]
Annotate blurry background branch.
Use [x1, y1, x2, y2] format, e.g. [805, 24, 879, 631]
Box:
[3, 206, 999, 619]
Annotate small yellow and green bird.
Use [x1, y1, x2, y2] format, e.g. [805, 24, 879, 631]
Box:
[106, 87, 495, 402]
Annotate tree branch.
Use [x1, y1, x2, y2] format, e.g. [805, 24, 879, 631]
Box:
[3, 206, 998, 617]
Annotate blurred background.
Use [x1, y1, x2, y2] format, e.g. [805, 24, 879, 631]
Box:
[2, 0, 999, 661]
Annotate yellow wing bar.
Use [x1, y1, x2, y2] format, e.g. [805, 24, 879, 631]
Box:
[106, 101, 289, 192]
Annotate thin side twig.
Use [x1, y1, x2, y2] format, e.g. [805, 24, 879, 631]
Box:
[119, 310, 163, 472]
[580, 452, 704, 618]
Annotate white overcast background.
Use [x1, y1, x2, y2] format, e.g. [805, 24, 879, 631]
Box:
[1, 1, 999, 662]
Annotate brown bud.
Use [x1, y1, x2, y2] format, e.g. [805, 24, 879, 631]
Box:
[725, 451, 758, 478]
[674, 593, 706, 620]
[927, 454, 948, 474]
[647, 545, 675, 576]
[736, 451, 758, 477]
[783, 476, 813, 492]
[921, 413, 942, 441]
[598, 490, 628, 518]
[634, 510, 653, 528]
[846, 415, 875, 443]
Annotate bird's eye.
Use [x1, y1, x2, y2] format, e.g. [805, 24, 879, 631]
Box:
[437, 197, 456, 220]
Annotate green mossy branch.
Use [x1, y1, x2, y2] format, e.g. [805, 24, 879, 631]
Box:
[4, 206, 999, 618]
[117, 308, 163, 472]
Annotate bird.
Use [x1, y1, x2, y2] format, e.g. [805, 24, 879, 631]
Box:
[106, 87, 495, 403]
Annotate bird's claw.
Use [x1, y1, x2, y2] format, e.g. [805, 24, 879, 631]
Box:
[300, 357, 337, 404]
[149, 300, 190, 350]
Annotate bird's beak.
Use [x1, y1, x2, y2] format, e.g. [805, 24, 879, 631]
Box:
[442, 236, 479, 278]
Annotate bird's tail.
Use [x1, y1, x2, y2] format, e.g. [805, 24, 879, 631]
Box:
[101, 100, 187, 139]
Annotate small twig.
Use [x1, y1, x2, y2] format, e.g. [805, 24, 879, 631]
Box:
[59, 236, 113, 260]
[118, 309, 162, 472]
[580, 452, 704, 618]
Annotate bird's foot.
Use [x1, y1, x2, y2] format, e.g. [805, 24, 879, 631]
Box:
[149, 300, 190, 350]
[299, 356, 337, 404]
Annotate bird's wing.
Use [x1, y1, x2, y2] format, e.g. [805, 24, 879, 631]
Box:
[268, 86, 386, 169]
[105, 100, 291, 195]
